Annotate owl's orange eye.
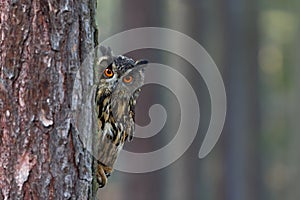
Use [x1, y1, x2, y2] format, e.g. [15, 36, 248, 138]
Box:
[104, 68, 114, 78]
[123, 75, 133, 84]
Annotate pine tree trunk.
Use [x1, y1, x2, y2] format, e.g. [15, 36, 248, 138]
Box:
[0, 0, 97, 199]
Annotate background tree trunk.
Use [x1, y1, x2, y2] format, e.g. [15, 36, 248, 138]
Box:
[119, 1, 166, 200]
[0, 0, 97, 199]
[220, 0, 264, 199]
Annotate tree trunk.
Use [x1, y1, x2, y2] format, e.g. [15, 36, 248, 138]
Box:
[220, 0, 264, 199]
[0, 0, 97, 199]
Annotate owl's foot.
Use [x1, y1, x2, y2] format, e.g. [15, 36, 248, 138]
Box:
[96, 164, 113, 188]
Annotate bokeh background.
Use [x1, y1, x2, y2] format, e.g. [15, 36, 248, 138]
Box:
[96, 0, 300, 200]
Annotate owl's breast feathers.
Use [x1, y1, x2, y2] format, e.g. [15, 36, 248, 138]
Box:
[95, 87, 135, 147]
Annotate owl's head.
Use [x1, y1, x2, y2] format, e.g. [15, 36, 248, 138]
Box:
[96, 46, 148, 99]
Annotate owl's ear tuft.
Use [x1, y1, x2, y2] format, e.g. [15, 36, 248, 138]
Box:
[98, 46, 114, 68]
[135, 59, 149, 66]
[100, 46, 113, 57]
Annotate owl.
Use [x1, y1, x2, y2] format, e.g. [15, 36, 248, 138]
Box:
[94, 46, 148, 188]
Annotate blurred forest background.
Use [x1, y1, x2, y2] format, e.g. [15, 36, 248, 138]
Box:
[96, 0, 300, 200]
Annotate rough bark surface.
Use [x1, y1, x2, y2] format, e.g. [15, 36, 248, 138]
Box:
[0, 0, 97, 199]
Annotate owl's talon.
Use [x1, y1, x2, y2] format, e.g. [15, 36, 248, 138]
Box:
[97, 176, 107, 188]
[98, 181, 105, 188]
[96, 164, 108, 188]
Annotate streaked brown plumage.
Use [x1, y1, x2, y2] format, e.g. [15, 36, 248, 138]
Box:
[94, 46, 148, 187]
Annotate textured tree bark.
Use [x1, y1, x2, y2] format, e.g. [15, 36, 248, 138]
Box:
[0, 0, 97, 199]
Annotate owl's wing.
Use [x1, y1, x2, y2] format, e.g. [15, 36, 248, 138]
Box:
[126, 89, 141, 141]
